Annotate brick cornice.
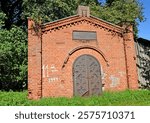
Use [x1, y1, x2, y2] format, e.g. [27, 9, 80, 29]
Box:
[41, 15, 125, 35]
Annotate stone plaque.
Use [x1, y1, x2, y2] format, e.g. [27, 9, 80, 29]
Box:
[73, 31, 97, 40]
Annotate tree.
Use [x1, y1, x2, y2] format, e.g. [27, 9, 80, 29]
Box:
[0, 11, 27, 91]
[0, 12, 6, 29]
[22, 0, 100, 23]
[102, 0, 144, 36]
[0, 26, 27, 91]
[0, 0, 24, 29]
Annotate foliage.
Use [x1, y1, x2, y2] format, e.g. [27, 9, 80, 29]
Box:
[0, 26, 27, 91]
[102, 0, 143, 23]
[0, 6, 27, 91]
[22, 0, 144, 25]
[22, 0, 144, 37]
[22, 0, 100, 24]
[92, 0, 144, 36]
[0, 0, 24, 29]
[0, 90, 149, 106]
[0, 12, 7, 28]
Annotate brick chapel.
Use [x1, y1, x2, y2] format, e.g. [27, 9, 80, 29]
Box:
[28, 6, 138, 99]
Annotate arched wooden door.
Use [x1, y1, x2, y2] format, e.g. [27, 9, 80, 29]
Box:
[73, 54, 102, 96]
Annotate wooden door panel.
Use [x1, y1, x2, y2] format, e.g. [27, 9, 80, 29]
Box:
[73, 55, 102, 96]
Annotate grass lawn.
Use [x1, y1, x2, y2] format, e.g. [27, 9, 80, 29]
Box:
[0, 90, 150, 106]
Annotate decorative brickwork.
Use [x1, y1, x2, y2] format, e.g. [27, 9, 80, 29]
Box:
[28, 6, 138, 99]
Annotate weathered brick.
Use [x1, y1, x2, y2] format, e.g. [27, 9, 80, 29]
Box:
[28, 9, 138, 99]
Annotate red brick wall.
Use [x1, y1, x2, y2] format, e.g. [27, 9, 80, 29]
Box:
[28, 16, 138, 99]
[28, 18, 42, 99]
[123, 25, 138, 89]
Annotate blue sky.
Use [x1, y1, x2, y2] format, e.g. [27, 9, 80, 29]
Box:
[138, 0, 150, 40]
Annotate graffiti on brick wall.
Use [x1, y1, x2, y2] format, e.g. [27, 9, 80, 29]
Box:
[42, 65, 49, 78]
[118, 71, 126, 77]
[50, 64, 58, 72]
[42, 64, 58, 78]
[110, 75, 120, 87]
[42, 64, 59, 83]
[48, 77, 59, 82]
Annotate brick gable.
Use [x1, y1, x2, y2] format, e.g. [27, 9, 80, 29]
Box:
[28, 6, 138, 99]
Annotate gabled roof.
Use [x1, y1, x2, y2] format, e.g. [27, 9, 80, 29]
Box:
[41, 14, 125, 34]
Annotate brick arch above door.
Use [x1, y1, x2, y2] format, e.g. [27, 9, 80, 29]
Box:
[62, 45, 109, 69]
